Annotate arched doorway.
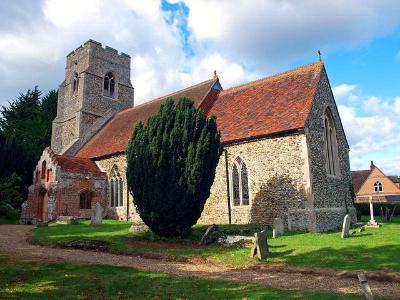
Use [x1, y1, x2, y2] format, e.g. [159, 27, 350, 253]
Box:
[38, 188, 49, 222]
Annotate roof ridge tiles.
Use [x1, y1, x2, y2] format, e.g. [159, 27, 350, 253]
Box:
[222, 61, 323, 95]
[127, 77, 216, 111]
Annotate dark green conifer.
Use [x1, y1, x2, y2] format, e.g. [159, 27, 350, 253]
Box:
[126, 97, 221, 237]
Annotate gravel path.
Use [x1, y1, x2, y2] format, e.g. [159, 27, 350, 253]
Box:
[0, 225, 399, 298]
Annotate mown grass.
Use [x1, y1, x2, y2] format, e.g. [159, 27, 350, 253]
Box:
[32, 217, 400, 272]
[0, 254, 365, 300]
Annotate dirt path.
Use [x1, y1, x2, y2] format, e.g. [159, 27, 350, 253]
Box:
[0, 225, 399, 299]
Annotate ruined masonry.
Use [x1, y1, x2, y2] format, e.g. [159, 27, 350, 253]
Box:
[22, 40, 356, 232]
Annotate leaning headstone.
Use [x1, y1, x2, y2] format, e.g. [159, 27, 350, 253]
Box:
[357, 272, 374, 300]
[91, 202, 104, 227]
[250, 230, 268, 260]
[272, 217, 284, 238]
[341, 214, 351, 238]
[199, 224, 219, 245]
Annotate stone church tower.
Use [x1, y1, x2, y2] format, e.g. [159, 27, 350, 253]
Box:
[51, 40, 134, 155]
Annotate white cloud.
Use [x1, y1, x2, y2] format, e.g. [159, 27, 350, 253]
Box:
[334, 86, 400, 174]
[183, 0, 400, 70]
[332, 84, 359, 100]
[0, 0, 257, 104]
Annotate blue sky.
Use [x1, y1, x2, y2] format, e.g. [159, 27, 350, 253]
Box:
[0, 0, 399, 174]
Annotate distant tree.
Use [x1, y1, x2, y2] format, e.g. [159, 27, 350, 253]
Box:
[126, 97, 221, 237]
[0, 173, 23, 218]
[0, 88, 57, 212]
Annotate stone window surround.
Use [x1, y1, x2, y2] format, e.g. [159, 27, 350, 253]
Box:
[374, 181, 383, 193]
[229, 156, 251, 208]
[72, 72, 79, 95]
[103, 71, 117, 99]
[109, 165, 123, 207]
[322, 106, 341, 179]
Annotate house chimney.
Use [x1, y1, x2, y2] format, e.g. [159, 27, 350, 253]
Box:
[370, 161, 374, 169]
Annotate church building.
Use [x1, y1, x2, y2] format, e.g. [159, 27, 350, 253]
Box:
[21, 40, 356, 232]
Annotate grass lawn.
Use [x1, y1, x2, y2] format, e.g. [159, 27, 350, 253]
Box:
[0, 254, 365, 300]
[32, 217, 400, 272]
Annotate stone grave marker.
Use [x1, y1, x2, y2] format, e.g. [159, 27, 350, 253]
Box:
[341, 214, 350, 238]
[91, 202, 104, 227]
[250, 230, 268, 260]
[272, 217, 284, 238]
[199, 224, 218, 245]
[357, 272, 374, 300]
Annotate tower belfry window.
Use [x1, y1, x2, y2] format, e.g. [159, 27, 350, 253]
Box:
[104, 72, 115, 97]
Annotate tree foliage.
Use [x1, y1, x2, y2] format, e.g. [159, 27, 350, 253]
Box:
[0, 87, 57, 216]
[126, 97, 221, 237]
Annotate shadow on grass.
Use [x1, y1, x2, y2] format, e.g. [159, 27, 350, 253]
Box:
[268, 244, 400, 272]
[347, 233, 372, 238]
[0, 255, 364, 300]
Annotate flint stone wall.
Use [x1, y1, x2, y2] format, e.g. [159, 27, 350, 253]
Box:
[304, 68, 356, 230]
[198, 133, 311, 227]
[94, 154, 142, 222]
[52, 40, 134, 155]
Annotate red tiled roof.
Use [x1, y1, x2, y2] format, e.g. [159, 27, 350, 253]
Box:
[77, 77, 219, 158]
[351, 170, 372, 193]
[388, 176, 400, 184]
[78, 62, 324, 159]
[53, 154, 104, 176]
[207, 62, 323, 143]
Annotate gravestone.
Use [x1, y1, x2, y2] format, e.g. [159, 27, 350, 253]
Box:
[91, 202, 104, 227]
[357, 272, 374, 300]
[199, 224, 219, 245]
[341, 214, 350, 238]
[272, 217, 284, 238]
[250, 230, 268, 260]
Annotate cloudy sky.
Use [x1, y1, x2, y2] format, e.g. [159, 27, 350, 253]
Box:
[1, 0, 399, 174]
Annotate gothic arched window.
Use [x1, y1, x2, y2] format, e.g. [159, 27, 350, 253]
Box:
[73, 72, 79, 94]
[323, 108, 340, 177]
[231, 157, 250, 206]
[79, 190, 92, 209]
[104, 72, 115, 97]
[110, 165, 123, 207]
[374, 181, 383, 192]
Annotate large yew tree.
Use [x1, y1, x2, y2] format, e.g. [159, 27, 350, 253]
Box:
[126, 97, 221, 237]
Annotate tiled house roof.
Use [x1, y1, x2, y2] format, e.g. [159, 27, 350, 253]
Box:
[77, 77, 220, 158]
[208, 62, 323, 143]
[53, 154, 104, 176]
[77, 62, 324, 158]
[351, 170, 372, 193]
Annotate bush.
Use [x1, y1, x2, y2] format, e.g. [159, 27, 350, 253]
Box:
[126, 97, 221, 237]
[0, 173, 23, 218]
